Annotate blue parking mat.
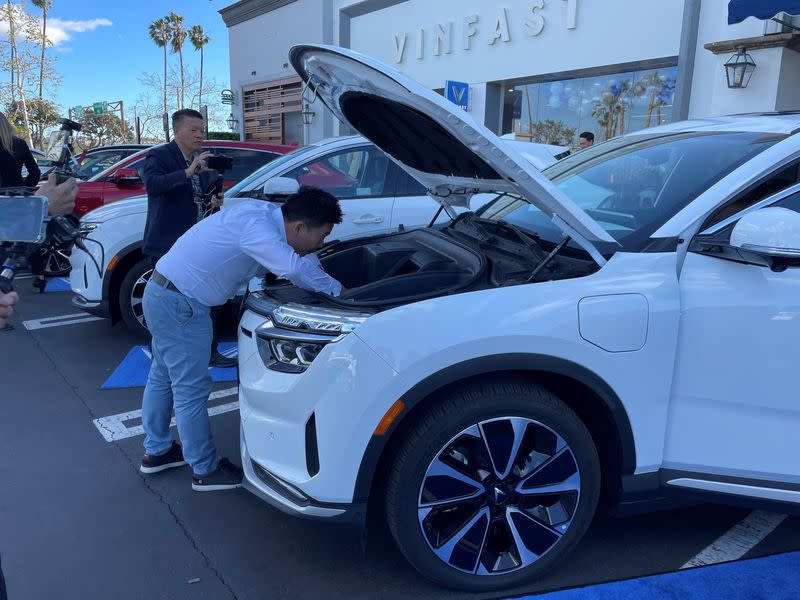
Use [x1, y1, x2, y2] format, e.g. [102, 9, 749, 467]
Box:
[45, 278, 71, 292]
[510, 551, 800, 600]
[102, 342, 238, 389]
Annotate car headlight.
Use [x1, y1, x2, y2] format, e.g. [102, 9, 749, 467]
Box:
[247, 292, 370, 373]
[79, 222, 101, 236]
[255, 322, 341, 373]
[77, 222, 105, 268]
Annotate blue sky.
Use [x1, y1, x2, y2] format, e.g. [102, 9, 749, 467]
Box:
[3, 0, 233, 128]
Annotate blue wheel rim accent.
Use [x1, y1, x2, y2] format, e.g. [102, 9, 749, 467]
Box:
[417, 417, 581, 576]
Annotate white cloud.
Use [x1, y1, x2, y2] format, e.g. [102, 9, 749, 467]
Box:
[46, 18, 113, 47]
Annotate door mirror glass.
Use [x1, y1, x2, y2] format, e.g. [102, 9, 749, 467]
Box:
[730, 207, 800, 269]
[263, 176, 300, 199]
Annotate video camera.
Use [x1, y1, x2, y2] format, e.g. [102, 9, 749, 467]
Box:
[0, 188, 83, 293]
[197, 153, 233, 221]
[43, 118, 83, 183]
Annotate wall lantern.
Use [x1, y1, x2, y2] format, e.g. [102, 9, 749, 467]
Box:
[226, 112, 239, 131]
[301, 103, 316, 126]
[725, 46, 757, 88]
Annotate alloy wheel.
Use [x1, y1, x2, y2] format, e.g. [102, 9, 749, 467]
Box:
[417, 417, 581, 576]
[38, 242, 72, 277]
[130, 267, 153, 330]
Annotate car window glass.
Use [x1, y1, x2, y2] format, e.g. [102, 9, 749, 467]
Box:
[700, 189, 800, 244]
[281, 146, 391, 198]
[208, 148, 279, 181]
[704, 162, 800, 227]
[396, 169, 427, 196]
[227, 145, 317, 197]
[77, 151, 127, 179]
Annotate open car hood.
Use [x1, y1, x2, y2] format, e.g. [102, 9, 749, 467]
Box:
[289, 44, 615, 254]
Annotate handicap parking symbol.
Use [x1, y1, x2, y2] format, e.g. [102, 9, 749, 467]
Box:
[102, 342, 238, 389]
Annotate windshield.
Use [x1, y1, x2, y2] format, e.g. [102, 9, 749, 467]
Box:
[479, 131, 786, 252]
[226, 145, 318, 197]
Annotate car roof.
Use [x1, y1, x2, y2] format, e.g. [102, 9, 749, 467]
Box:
[628, 113, 800, 136]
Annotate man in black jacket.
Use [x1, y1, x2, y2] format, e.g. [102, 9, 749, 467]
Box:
[142, 109, 232, 367]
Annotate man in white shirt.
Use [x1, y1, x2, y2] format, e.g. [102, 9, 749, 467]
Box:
[139, 186, 344, 491]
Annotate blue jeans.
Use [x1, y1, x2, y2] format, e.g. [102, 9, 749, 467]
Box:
[141, 278, 219, 476]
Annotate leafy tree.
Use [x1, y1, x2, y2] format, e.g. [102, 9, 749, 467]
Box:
[7, 97, 60, 148]
[529, 119, 576, 146]
[188, 24, 209, 107]
[148, 17, 171, 115]
[78, 111, 132, 148]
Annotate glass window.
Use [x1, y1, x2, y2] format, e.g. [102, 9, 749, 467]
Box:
[705, 162, 800, 227]
[281, 146, 391, 198]
[479, 131, 785, 253]
[226, 145, 317, 198]
[395, 169, 427, 196]
[77, 150, 129, 179]
[505, 66, 678, 148]
[209, 148, 280, 182]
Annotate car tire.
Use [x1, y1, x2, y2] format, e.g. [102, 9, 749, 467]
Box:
[385, 379, 600, 592]
[119, 258, 153, 338]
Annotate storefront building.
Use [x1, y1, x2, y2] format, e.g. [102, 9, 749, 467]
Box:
[219, 0, 800, 147]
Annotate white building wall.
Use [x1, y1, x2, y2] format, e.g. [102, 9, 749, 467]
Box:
[226, 0, 328, 141]
[689, 0, 782, 118]
[345, 0, 684, 88]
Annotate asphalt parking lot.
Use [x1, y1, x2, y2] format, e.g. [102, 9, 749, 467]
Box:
[2, 278, 799, 600]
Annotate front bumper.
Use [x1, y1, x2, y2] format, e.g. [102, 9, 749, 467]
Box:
[69, 244, 106, 317]
[238, 309, 400, 521]
[71, 294, 110, 318]
[241, 424, 367, 528]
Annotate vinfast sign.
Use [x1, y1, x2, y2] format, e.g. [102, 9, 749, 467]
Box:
[392, 0, 579, 64]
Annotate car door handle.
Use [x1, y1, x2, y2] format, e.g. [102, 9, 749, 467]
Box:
[353, 216, 384, 224]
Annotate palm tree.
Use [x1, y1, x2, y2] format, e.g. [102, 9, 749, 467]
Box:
[188, 25, 210, 108]
[148, 17, 171, 115]
[167, 12, 187, 109]
[31, 0, 52, 101]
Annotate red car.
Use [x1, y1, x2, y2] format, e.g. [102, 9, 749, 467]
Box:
[74, 140, 293, 216]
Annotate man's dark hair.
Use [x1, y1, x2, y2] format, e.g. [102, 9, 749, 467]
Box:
[281, 186, 343, 228]
[579, 131, 595, 142]
[172, 109, 204, 130]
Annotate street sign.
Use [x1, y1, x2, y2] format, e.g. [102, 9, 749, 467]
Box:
[445, 80, 470, 111]
[92, 101, 108, 115]
[221, 89, 236, 105]
[73, 105, 83, 118]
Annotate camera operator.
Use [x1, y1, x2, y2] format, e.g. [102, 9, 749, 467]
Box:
[141, 109, 231, 367]
[0, 174, 76, 331]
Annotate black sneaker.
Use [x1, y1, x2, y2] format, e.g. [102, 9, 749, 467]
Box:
[192, 458, 243, 492]
[140, 441, 187, 474]
[209, 350, 237, 369]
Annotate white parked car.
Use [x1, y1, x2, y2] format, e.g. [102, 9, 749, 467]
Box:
[69, 136, 565, 336]
[238, 44, 800, 592]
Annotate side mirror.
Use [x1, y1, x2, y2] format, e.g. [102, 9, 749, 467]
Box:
[114, 168, 141, 185]
[730, 207, 800, 270]
[263, 176, 299, 199]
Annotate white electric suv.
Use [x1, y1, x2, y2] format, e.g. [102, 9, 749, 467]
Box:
[69, 136, 564, 336]
[238, 45, 800, 591]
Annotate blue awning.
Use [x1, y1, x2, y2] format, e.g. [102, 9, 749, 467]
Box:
[728, 0, 800, 24]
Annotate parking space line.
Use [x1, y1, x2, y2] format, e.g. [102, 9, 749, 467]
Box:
[93, 387, 239, 442]
[681, 510, 787, 568]
[23, 313, 103, 330]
